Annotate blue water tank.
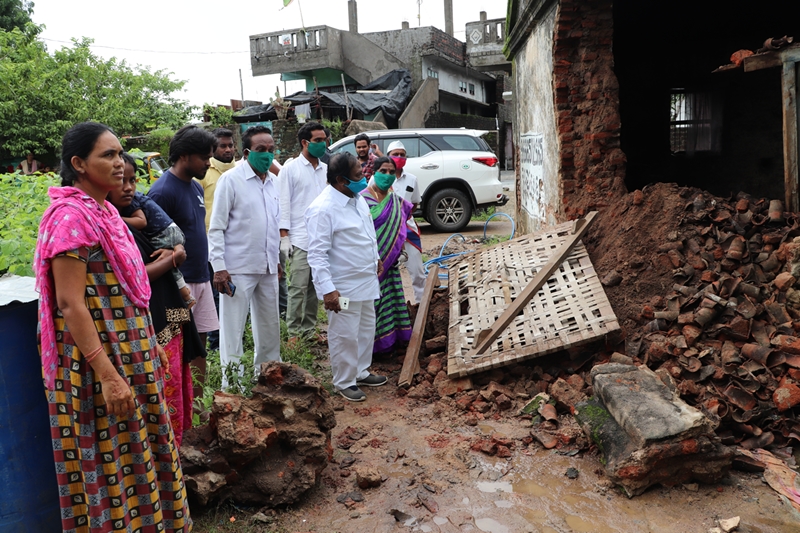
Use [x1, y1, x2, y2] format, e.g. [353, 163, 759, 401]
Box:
[0, 276, 60, 532]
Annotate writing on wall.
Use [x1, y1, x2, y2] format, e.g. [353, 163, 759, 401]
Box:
[520, 132, 545, 219]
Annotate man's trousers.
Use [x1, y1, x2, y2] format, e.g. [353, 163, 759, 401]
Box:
[219, 272, 281, 388]
[326, 299, 375, 390]
[286, 247, 319, 338]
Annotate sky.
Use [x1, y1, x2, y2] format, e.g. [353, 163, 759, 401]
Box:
[32, 0, 507, 109]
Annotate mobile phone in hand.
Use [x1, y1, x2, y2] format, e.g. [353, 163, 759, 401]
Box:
[227, 282, 236, 297]
[339, 297, 350, 310]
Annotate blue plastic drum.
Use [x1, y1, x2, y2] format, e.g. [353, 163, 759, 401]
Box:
[0, 295, 60, 532]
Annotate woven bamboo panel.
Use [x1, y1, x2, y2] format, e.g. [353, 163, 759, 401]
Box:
[447, 221, 620, 377]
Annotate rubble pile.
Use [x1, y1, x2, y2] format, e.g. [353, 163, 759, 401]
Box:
[180, 362, 336, 507]
[610, 187, 800, 449]
[402, 184, 800, 460]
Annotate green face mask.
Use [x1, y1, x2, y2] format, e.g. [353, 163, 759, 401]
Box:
[307, 140, 327, 159]
[248, 150, 274, 174]
[373, 171, 396, 191]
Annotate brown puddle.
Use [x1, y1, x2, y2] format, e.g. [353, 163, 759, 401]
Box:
[465, 450, 798, 533]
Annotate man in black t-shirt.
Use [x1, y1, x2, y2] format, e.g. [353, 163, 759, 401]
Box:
[148, 125, 217, 397]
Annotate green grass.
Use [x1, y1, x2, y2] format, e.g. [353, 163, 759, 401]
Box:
[193, 317, 321, 425]
[192, 503, 282, 533]
[482, 235, 511, 246]
[471, 206, 496, 221]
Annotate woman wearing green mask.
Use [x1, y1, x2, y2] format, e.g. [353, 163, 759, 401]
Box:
[361, 156, 413, 354]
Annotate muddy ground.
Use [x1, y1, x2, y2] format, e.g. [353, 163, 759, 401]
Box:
[245, 358, 798, 533]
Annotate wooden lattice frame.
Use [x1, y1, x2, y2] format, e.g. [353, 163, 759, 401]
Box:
[447, 221, 620, 377]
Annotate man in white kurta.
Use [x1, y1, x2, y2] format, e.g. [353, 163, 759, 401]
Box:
[305, 152, 386, 402]
[279, 122, 328, 341]
[209, 127, 282, 387]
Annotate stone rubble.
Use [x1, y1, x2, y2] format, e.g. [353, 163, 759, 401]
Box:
[575, 363, 733, 497]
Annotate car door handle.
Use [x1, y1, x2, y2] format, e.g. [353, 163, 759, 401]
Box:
[420, 164, 439, 170]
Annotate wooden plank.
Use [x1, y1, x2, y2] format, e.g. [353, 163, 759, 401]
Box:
[398, 264, 439, 388]
[743, 45, 800, 73]
[782, 61, 799, 212]
[743, 53, 782, 72]
[467, 211, 598, 357]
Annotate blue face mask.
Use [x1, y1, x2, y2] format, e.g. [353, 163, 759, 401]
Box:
[345, 176, 368, 194]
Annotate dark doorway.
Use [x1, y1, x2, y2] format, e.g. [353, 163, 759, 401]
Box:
[613, 0, 798, 199]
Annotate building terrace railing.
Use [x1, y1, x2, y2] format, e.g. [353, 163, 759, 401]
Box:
[250, 25, 330, 59]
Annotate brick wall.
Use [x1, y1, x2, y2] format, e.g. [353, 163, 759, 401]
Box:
[426, 27, 466, 65]
[553, 0, 627, 219]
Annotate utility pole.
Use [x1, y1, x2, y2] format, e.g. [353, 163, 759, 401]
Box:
[239, 69, 244, 102]
[417, 0, 422, 27]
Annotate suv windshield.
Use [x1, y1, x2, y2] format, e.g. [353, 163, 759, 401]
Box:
[424, 134, 488, 152]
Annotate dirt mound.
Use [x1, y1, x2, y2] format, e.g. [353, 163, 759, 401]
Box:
[180, 362, 336, 507]
[585, 182, 693, 331]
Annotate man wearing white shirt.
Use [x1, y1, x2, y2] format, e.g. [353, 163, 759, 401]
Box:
[279, 122, 329, 341]
[305, 152, 387, 402]
[209, 126, 282, 386]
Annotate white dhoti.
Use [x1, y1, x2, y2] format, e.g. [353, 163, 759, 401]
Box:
[327, 299, 375, 390]
[219, 272, 281, 388]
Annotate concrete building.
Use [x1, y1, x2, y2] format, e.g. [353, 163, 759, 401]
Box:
[248, 1, 506, 138]
[504, 0, 800, 233]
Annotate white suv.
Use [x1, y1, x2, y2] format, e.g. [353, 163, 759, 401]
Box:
[329, 128, 508, 232]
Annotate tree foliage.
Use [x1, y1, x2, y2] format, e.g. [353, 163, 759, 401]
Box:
[0, 172, 56, 276]
[0, 26, 197, 158]
[0, 0, 33, 32]
[203, 104, 235, 129]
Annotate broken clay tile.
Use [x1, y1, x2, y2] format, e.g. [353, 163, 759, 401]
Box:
[531, 429, 558, 449]
[694, 307, 718, 327]
[740, 432, 775, 450]
[769, 199, 784, 223]
[773, 379, 800, 411]
[539, 403, 559, 423]
[774, 272, 797, 291]
[682, 325, 702, 347]
[765, 302, 792, 325]
[727, 316, 752, 341]
[701, 270, 719, 283]
[771, 334, 800, 355]
[723, 384, 757, 411]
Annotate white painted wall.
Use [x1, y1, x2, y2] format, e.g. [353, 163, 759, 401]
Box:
[513, 3, 561, 233]
[422, 57, 487, 104]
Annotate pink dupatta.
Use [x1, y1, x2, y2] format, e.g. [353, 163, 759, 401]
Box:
[34, 186, 151, 389]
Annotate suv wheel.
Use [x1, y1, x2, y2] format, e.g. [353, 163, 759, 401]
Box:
[425, 188, 472, 232]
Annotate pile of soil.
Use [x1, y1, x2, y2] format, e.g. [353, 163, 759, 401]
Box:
[585, 182, 693, 330]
